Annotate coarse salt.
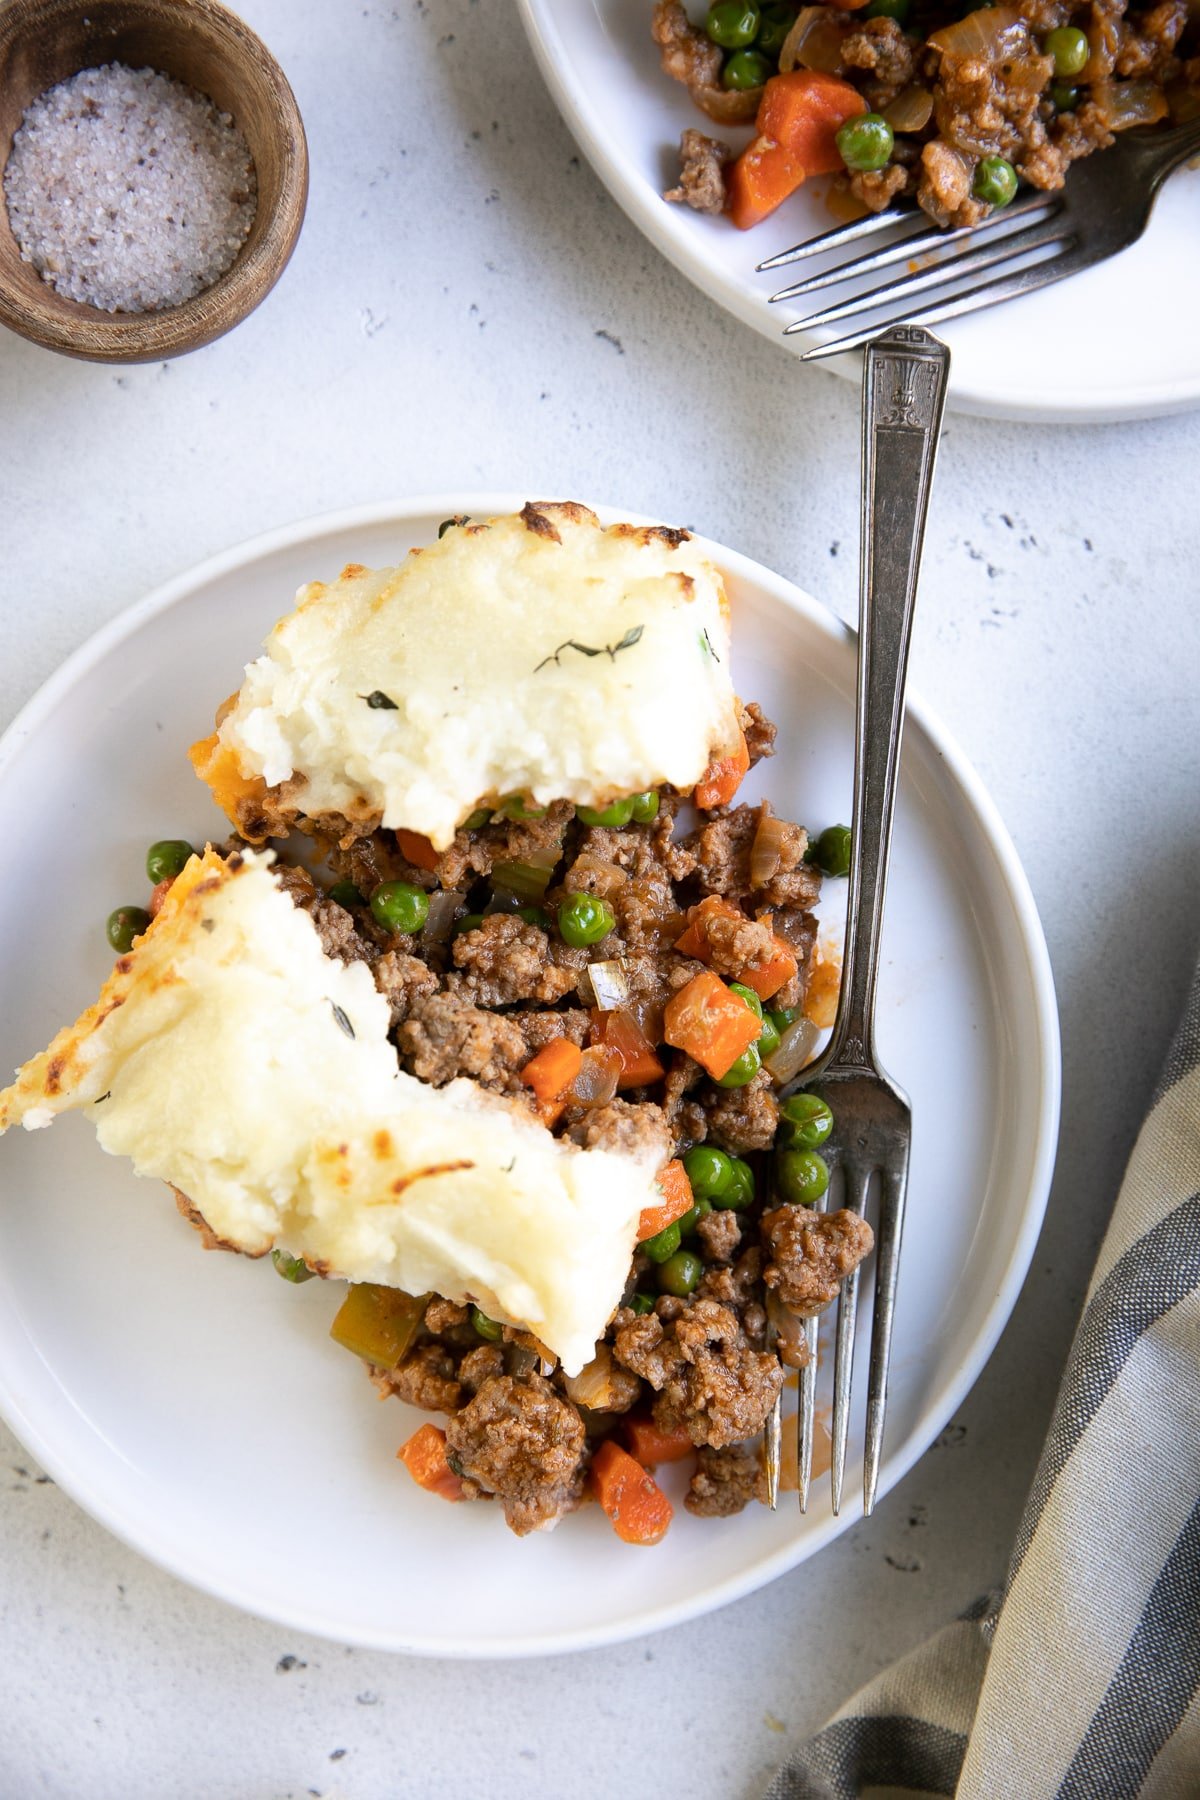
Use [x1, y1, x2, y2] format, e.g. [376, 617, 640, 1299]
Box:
[3, 62, 258, 314]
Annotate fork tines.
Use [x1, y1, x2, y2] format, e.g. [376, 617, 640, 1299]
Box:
[781, 1111, 910, 1519]
[756, 190, 1069, 360]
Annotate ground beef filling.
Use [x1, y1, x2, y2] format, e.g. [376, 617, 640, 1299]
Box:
[659, 0, 1199, 230]
[237, 711, 881, 1530]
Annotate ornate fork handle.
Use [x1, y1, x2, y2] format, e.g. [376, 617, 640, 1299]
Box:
[823, 325, 950, 1078]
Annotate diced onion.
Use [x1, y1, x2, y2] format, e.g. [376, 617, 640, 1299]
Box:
[562, 1345, 622, 1410]
[767, 1291, 811, 1366]
[780, 7, 848, 74]
[882, 85, 935, 133]
[749, 808, 789, 888]
[587, 958, 631, 1012]
[1092, 78, 1169, 129]
[568, 853, 629, 895]
[570, 1045, 621, 1108]
[927, 6, 1022, 59]
[764, 1015, 821, 1083]
[423, 889, 465, 943]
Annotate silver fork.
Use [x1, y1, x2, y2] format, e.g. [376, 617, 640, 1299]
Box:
[767, 324, 949, 1517]
[756, 120, 1200, 360]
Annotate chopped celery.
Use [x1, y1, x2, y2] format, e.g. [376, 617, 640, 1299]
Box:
[329, 1283, 428, 1368]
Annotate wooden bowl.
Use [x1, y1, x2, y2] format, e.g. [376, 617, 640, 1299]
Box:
[0, 0, 308, 361]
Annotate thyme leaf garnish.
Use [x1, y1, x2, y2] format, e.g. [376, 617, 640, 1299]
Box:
[329, 1001, 356, 1039]
[535, 623, 644, 672]
[700, 628, 720, 662]
[94, 1091, 112, 1105]
[438, 515, 470, 538]
[362, 690, 398, 710]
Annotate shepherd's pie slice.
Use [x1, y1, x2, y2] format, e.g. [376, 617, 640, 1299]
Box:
[0, 848, 664, 1374]
[190, 502, 742, 851]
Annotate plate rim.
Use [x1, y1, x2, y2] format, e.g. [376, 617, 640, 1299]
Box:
[515, 0, 1200, 426]
[0, 493, 1061, 1656]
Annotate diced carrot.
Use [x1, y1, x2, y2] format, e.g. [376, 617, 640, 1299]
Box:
[672, 894, 744, 959]
[395, 828, 440, 872]
[726, 71, 868, 231]
[674, 896, 798, 1002]
[148, 877, 174, 918]
[521, 1038, 583, 1103]
[735, 938, 798, 1002]
[623, 1414, 696, 1467]
[397, 1423, 464, 1502]
[694, 729, 750, 809]
[636, 1159, 695, 1243]
[663, 970, 762, 1080]
[592, 1009, 665, 1088]
[591, 1439, 673, 1545]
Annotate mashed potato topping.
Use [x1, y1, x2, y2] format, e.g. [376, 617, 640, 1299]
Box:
[0, 849, 663, 1374]
[191, 503, 741, 849]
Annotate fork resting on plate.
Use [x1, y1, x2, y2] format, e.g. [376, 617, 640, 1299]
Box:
[765, 324, 949, 1515]
[757, 119, 1200, 359]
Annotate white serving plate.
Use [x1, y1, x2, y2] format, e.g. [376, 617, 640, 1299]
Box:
[0, 496, 1059, 1655]
[518, 0, 1200, 424]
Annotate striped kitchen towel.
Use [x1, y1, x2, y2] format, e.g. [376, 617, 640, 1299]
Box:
[767, 961, 1200, 1800]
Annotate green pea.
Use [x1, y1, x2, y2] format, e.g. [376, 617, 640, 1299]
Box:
[722, 47, 772, 88]
[106, 906, 150, 953]
[514, 905, 551, 929]
[576, 797, 635, 828]
[1044, 23, 1089, 75]
[629, 791, 660, 823]
[756, 3, 798, 54]
[972, 155, 1018, 207]
[776, 1147, 830, 1206]
[146, 839, 194, 883]
[778, 1092, 834, 1149]
[657, 1249, 704, 1297]
[370, 881, 430, 934]
[757, 1015, 781, 1061]
[728, 982, 764, 1021]
[835, 114, 894, 173]
[471, 1306, 504, 1342]
[716, 1042, 761, 1089]
[461, 807, 493, 831]
[454, 911, 485, 936]
[682, 1144, 736, 1201]
[676, 1196, 713, 1236]
[271, 1248, 314, 1283]
[767, 1005, 798, 1033]
[557, 893, 616, 948]
[713, 1158, 756, 1211]
[1050, 81, 1078, 110]
[327, 880, 362, 909]
[705, 1, 760, 48]
[629, 1292, 657, 1316]
[864, 0, 910, 18]
[810, 823, 852, 876]
[499, 795, 548, 822]
[642, 1220, 683, 1263]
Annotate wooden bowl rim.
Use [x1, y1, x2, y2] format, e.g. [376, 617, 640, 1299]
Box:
[0, 0, 308, 362]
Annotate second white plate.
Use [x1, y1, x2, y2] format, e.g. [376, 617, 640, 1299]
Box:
[518, 0, 1200, 423]
[0, 496, 1059, 1654]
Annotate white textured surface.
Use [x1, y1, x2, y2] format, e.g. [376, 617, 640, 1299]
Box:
[0, 3, 1197, 1797]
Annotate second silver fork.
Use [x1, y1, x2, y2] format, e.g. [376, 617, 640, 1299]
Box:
[768, 322, 949, 1516]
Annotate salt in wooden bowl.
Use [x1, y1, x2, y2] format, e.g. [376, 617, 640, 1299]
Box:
[0, 0, 308, 361]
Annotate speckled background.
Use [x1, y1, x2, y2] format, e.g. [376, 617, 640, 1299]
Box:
[1, 4, 1198, 1796]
